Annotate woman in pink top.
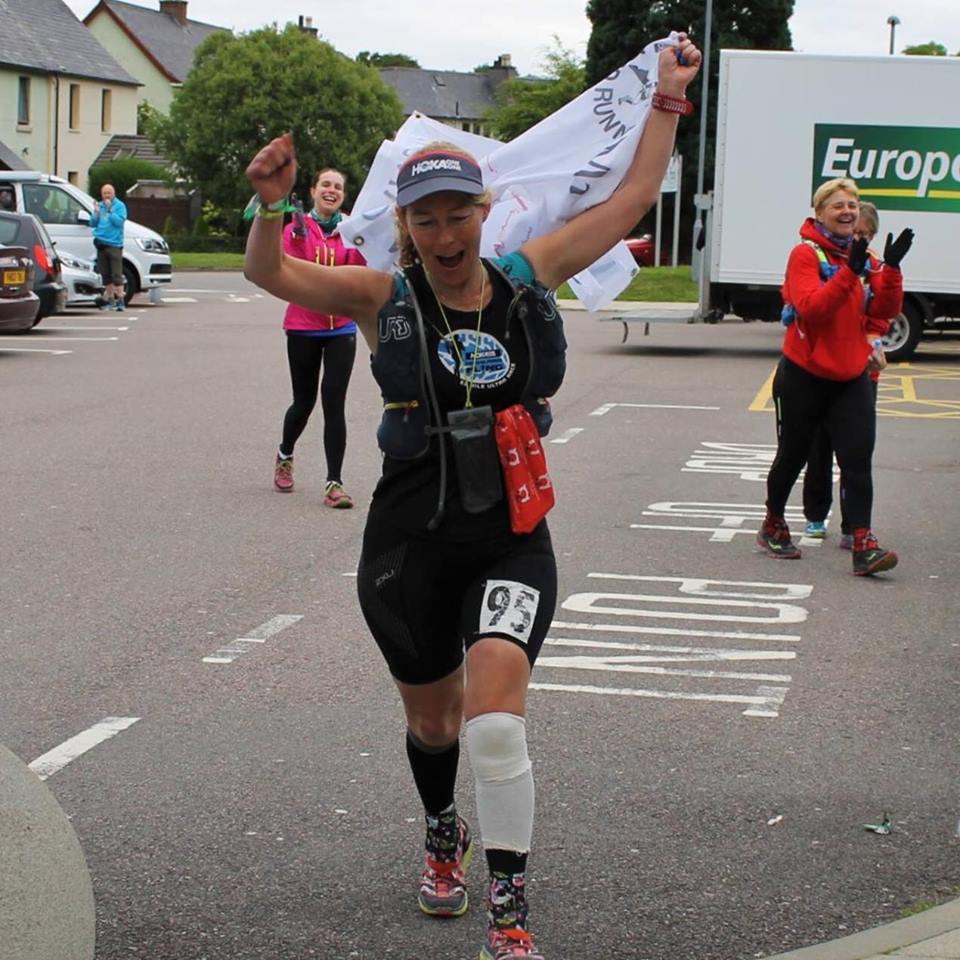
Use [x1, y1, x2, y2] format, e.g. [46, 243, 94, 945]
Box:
[273, 168, 365, 506]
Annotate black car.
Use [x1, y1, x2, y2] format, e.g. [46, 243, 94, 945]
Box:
[0, 245, 41, 333]
[0, 211, 67, 324]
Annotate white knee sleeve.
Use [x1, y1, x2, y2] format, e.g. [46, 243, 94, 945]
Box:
[465, 712, 534, 853]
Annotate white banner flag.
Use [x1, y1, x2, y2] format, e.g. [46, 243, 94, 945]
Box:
[339, 34, 678, 311]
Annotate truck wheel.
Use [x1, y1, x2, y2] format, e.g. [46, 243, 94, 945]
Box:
[882, 300, 923, 362]
[122, 263, 138, 306]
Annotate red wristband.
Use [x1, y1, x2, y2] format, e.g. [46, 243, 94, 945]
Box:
[652, 91, 694, 116]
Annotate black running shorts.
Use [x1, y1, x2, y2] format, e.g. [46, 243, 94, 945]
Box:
[356, 521, 557, 685]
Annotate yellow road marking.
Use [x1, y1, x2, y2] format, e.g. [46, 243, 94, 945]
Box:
[750, 360, 960, 419]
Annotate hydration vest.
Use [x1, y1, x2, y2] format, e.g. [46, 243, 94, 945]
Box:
[781, 239, 871, 327]
[371, 257, 567, 461]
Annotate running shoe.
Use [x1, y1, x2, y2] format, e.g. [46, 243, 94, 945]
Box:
[804, 520, 827, 538]
[418, 815, 473, 917]
[115, 299, 125, 312]
[480, 925, 545, 960]
[852, 532, 898, 576]
[756, 516, 801, 559]
[838, 533, 854, 551]
[323, 481, 353, 509]
[480, 874, 544, 960]
[274, 455, 294, 492]
[95, 296, 111, 311]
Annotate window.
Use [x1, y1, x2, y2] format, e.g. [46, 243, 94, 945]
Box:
[101, 89, 112, 132]
[22, 183, 87, 226]
[69, 83, 80, 129]
[17, 77, 30, 125]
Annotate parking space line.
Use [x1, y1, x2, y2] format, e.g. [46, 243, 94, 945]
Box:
[591, 401, 720, 416]
[0, 335, 119, 342]
[41, 325, 129, 332]
[28, 717, 140, 780]
[0, 347, 72, 355]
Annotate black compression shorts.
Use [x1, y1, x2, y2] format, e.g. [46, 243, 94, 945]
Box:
[356, 521, 557, 685]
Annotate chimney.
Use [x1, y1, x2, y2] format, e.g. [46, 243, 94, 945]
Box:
[159, 0, 188, 24]
[297, 14, 318, 37]
[482, 54, 517, 89]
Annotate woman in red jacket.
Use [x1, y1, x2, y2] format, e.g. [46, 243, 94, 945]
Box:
[757, 178, 913, 575]
[273, 168, 366, 506]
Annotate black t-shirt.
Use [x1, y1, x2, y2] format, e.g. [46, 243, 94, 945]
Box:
[369, 261, 532, 540]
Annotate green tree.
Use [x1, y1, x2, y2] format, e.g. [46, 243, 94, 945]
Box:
[154, 26, 404, 225]
[585, 1, 793, 255]
[902, 41, 948, 56]
[486, 39, 587, 141]
[356, 51, 420, 67]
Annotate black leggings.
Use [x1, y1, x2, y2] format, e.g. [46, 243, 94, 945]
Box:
[803, 379, 879, 529]
[281, 332, 356, 480]
[768, 357, 876, 530]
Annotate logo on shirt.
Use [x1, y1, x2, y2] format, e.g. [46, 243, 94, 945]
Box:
[437, 330, 512, 386]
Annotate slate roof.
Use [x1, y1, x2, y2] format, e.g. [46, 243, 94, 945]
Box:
[89, 0, 227, 83]
[0, 0, 139, 85]
[379, 68, 504, 121]
[92, 133, 170, 168]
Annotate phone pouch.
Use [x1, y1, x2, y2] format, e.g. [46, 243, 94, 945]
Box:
[494, 403, 556, 534]
[447, 405, 504, 514]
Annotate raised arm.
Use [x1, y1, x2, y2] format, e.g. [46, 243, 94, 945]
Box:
[243, 133, 391, 350]
[520, 34, 702, 291]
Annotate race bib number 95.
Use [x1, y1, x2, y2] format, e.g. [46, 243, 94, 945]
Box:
[479, 580, 540, 645]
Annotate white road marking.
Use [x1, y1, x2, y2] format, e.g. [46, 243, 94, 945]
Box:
[226, 297, 250, 303]
[683, 441, 776, 482]
[591, 402, 720, 416]
[41, 325, 129, 331]
[203, 614, 304, 664]
[550, 428, 584, 444]
[551, 618, 800, 643]
[0, 347, 72, 355]
[0, 335, 118, 342]
[161, 296, 199, 303]
[529, 681, 788, 716]
[539, 575, 810, 718]
[632, 501, 819, 544]
[28, 717, 140, 780]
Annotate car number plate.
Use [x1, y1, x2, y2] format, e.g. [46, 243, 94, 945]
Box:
[3, 269, 26, 285]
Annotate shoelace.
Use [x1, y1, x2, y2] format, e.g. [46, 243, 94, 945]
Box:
[276, 460, 293, 477]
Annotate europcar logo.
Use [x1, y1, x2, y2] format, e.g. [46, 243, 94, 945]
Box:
[813, 124, 960, 213]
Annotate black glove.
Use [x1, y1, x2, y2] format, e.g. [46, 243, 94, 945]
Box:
[883, 228, 914, 269]
[847, 236, 869, 276]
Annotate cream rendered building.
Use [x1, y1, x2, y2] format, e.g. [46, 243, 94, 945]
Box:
[0, 0, 140, 181]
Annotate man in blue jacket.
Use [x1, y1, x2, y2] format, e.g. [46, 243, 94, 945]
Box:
[90, 183, 127, 311]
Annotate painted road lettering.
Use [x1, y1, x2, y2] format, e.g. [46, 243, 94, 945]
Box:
[532, 575, 811, 718]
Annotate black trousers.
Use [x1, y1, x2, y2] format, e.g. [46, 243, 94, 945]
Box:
[768, 357, 876, 531]
[281, 332, 356, 480]
[802, 379, 879, 530]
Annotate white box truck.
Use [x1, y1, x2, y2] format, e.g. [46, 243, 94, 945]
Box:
[697, 49, 960, 360]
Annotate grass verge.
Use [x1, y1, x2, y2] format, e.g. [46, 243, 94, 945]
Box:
[557, 265, 697, 303]
[172, 252, 245, 270]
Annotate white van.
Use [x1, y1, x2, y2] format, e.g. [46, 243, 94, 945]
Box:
[0, 171, 172, 305]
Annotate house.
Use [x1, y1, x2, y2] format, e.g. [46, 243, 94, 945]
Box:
[84, 0, 228, 116]
[0, 0, 141, 182]
[379, 55, 518, 136]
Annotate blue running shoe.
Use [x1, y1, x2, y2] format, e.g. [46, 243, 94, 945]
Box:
[804, 521, 827, 538]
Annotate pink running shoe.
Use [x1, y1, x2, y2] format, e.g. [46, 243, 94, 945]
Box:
[274, 455, 294, 492]
[418, 816, 473, 917]
[323, 481, 353, 509]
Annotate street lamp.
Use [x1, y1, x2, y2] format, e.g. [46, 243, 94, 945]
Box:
[887, 15, 900, 55]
